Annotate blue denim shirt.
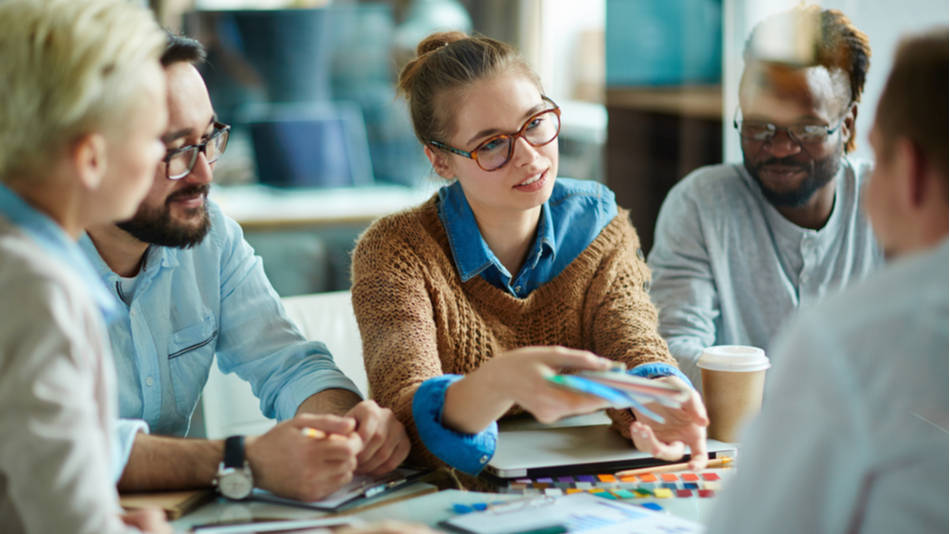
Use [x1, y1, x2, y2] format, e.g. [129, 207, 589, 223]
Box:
[415, 178, 689, 474]
[80, 201, 361, 474]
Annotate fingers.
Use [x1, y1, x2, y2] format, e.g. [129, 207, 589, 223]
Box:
[349, 401, 384, 466]
[534, 346, 615, 371]
[686, 430, 709, 470]
[290, 412, 357, 435]
[120, 508, 171, 534]
[686, 389, 710, 426]
[529, 387, 611, 423]
[350, 402, 411, 475]
[361, 433, 411, 476]
[630, 421, 687, 462]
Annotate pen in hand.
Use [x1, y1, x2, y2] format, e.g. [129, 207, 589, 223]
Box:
[300, 427, 351, 440]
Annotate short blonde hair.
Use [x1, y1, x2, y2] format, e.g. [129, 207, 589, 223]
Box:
[0, 0, 166, 181]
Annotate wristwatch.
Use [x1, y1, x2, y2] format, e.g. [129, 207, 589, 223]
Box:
[214, 435, 254, 500]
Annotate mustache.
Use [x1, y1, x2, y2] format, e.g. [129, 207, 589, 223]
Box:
[166, 184, 210, 204]
[755, 156, 810, 170]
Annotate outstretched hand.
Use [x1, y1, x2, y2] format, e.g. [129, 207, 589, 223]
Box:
[628, 376, 709, 469]
[486, 346, 615, 424]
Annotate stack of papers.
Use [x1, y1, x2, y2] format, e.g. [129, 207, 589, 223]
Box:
[547, 370, 691, 422]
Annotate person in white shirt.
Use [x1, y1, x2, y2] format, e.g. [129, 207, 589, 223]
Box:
[707, 28, 948, 534]
[0, 1, 171, 533]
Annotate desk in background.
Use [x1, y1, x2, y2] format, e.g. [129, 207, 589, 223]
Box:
[209, 184, 436, 295]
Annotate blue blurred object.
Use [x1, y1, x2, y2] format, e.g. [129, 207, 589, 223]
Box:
[187, 9, 333, 105]
[606, 0, 722, 86]
[241, 102, 373, 188]
[185, 5, 429, 187]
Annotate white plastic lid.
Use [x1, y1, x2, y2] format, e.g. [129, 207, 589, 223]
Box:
[697, 345, 771, 372]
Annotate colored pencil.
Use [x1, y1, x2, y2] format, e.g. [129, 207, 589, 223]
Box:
[614, 456, 733, 477]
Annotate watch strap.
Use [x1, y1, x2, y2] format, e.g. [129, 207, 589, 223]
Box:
[223, 435, 245, 469]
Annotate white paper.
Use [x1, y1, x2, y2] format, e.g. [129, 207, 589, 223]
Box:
[442, 493, 704, 534]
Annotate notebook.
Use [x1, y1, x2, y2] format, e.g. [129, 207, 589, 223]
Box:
[484, 412, 736, 479]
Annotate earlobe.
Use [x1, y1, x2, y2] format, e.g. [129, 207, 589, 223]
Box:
[424, 145, 454, 180]
[842, 102, 858, 146]
[72, 133, 107, 190]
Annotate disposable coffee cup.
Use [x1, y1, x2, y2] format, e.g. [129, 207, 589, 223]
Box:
[697, 345, 771, 442]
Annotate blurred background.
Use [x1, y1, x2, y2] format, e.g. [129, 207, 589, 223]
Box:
[141, 0, 948, 296]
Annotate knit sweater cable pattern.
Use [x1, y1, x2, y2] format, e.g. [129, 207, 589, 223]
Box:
[350, 195, 678, 470]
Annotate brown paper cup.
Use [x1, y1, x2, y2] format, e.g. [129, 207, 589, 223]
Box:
[697, 345, 770, 443]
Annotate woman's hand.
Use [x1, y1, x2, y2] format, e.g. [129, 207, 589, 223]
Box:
[628, 376, 710, 469]
[442, 346, 615, 433]
[487, 346, 615, 423]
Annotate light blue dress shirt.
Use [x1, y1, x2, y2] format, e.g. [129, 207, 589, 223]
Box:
[413, 178, 690, 474]
[80, 201, 361, 473]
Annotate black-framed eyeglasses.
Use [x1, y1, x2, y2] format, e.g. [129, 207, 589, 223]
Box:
[733, 107, 849, 146]
[428, 96, 561, 172]
[163, 122, 230, 180]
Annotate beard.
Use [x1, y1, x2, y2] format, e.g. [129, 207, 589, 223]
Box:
[117, 184, 212, 248]
[743, 146, 842, 208]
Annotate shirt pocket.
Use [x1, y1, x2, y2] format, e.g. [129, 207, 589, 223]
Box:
[167, 313, 218, 420]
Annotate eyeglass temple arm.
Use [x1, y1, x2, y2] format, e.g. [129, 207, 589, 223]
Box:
[429, 140, 472, 159]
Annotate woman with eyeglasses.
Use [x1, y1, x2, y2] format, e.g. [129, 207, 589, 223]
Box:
[350, 32, 709, 477]
[0, 0, 171, 532]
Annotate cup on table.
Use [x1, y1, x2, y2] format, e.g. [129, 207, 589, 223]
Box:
[697, 345, 771, 442]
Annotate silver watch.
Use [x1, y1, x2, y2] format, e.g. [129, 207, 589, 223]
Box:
[214, 435, 254, 500]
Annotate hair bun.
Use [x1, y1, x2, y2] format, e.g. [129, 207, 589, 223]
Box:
[416, 31, 468, 57]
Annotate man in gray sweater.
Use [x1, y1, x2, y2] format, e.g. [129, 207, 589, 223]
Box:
[648, 6, 883, 387]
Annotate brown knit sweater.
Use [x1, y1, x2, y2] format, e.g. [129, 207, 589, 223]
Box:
[350, 195, 678, 470]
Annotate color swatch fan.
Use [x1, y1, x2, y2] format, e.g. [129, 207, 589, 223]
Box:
[547, 370, 691, 422]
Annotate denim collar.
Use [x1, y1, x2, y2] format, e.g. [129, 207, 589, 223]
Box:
[437, 181, 555, 282]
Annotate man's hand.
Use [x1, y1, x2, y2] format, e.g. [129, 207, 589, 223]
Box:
[120, 508, 171, 534]
[628, 376, 710, 470]
[246, 413, 363, 501]
[345, 400, 410, 475]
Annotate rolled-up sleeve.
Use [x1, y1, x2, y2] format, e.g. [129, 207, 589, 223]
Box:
[213, 214, 361, 421]
[629, 362, 694, 390]
[112, 418, 149, 481]
[412, 375, 498, 475]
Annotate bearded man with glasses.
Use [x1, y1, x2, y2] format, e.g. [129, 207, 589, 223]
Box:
[80, 33, 409, 503]
[647, 6, 884, 389]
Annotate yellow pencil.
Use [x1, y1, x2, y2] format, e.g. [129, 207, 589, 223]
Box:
[300, 427, 327, 439]
[614, 455, 733, 477]
[300, 427, 349, 441]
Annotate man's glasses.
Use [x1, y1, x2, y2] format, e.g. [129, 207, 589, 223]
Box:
[733, 107, 849, 146]
[428, 96, 561, 172]
[163, 122, 230, 180]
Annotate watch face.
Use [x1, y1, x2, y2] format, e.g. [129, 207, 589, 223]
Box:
[219, 469, 253, 500]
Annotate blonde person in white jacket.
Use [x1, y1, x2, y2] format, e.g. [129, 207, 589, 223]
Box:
[0, 1, 170, 532]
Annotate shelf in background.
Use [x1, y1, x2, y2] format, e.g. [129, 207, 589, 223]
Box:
[606, 85, 722, 120]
